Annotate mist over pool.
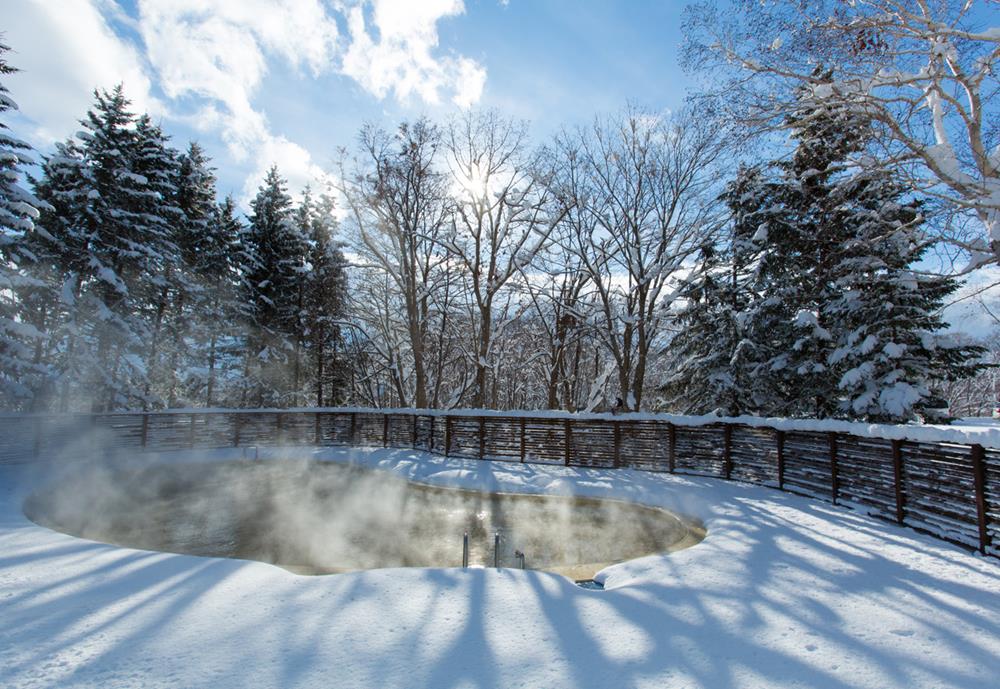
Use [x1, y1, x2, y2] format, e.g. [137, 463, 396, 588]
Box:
[24, 459, 704, 580]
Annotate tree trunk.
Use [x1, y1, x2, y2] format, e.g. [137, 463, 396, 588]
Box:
[315, 324, 325, 407]
[473, 304, 492, 408]
[206, 331, 218, 407]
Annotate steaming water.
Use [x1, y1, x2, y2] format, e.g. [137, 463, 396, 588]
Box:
[24, 459, 704, 580]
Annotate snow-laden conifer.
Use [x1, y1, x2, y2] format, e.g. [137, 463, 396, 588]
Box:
[0, 42, 48, 408]
[242, 166, 307, 406]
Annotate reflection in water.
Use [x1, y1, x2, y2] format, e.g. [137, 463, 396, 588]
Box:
[25, 460, 704, 579]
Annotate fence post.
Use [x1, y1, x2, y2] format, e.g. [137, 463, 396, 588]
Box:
[891, 439, 905, 524]
[189, 413, 197, 449]
[429, 416, 435, 452]
[723, 424, 733, 479]
[564, 418, 572, 466]
[613, 421, 621, 469]
[776, 430, 785, 490]
[233, 414, 242, 447]
[349, 412, 357, 446]
[314, 412, 322, 446]
[667, 423, 676, 473]
[479, 417, 486, 459]
[276, 413, 284, 445]
[383, 414, 389, 448]
[519, 417, 526, 462]
[971, 444, 991, 554]
[141, 413, 149, 448]
[829, 432, 839, 505]
[444, 415, 452, 457]
[412, 414, 418, 448]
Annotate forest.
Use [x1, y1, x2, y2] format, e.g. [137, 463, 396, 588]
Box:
[2, 1, 999, 422]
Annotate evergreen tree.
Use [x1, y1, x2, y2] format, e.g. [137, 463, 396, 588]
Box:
[289, 187, 315, 405]
[198, 196, 243, 406]
[0, 42, 47, 408]
[662, 243, 737, 414]
[132, 115, 185, 408]
[778, 77, 980, 420]
[302, 192, 350, 406]
[73, 86, 159, 410]
[776, 78, 871, 417]
[706, 74, 884, 418]
[168, 142, 225, 406]
[685, 72, 984, 422]
[30, 86, 188, 411]
[242, 166, 306, 406]
[176, 143, 218, 258]
[30, 140, 90, 410]
[825, 171, 982, 420]
[664, 167, 775, 415]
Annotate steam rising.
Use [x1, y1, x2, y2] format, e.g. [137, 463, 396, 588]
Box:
[24, 457, 704, 579]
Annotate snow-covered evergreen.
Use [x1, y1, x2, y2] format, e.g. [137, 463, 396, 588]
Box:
[70, 87, 160, 410]
[667, 77, 984, 422]
[242, 166, 308, 406]
[664, 165, 774, 415]
[825, 172, 982, 421]
[132, 114, 185, 408]
[300, 190, 350, 406]
[0, 42, 47, 408]
[662, 244, 740, 414]
[170, 143, 238, 407]
[198, 196, 245, 406]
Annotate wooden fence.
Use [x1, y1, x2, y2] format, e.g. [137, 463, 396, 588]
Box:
[1, 409, 996, 560]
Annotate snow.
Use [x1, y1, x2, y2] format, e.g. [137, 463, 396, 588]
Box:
[59, 276, 77, 307]
[879, 382, 922, 418]
[793, 309, 832, 340]
[883, 342, 905, 358]
[858, 334, 878, 355]
[6, 406, 997, 448]
[0, 446, 998, 689]
[119, 172, 148, 186]
[840, 362, 873, 388]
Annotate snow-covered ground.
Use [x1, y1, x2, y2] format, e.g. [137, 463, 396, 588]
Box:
[1, 447, 998, 689]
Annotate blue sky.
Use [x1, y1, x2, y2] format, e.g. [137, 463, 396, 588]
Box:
[3, 0, 694, 204]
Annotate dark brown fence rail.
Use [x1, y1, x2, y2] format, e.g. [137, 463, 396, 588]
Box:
[1, 409, 996, 560]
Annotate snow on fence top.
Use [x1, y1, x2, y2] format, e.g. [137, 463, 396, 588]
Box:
[3, 407, 997, 449]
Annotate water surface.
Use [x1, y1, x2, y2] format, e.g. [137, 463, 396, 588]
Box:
[25, 459, 704, 579]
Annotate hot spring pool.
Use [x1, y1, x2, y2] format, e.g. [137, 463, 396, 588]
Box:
[24, 459, 705, 580]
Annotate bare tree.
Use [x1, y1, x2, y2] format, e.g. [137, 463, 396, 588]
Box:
[553, 106, 726, 411]
[443, 110, 570, 408]
[936, 325, 999, 416]
[516, 234, 596, 410]
[683, 0, 1000, 267]
[337, 119, 454, 408]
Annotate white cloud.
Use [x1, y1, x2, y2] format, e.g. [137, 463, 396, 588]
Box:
[240, 133, 334, 207]
[137, 0, 340, 110]
[136, 0, 486, 196]
[135, 0, 342, 192]
[340, 0, 486, 107]
[452, 57, 488, 108]
[4, 0, 486, 201]
[1, 0, 158, 144]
